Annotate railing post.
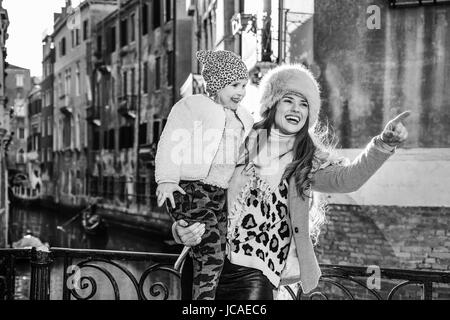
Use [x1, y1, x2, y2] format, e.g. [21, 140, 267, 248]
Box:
[30, 247, 52, 300]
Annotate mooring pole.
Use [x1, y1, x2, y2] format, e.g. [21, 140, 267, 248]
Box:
[30, 247, 52, 300]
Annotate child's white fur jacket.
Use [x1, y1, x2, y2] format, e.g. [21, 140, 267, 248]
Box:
[155, 94, 254, 184]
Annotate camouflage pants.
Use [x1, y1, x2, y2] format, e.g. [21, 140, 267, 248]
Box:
[168, 180, 227, 300]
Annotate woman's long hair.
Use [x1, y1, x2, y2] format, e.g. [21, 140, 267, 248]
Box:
[254, 103, 336, 245]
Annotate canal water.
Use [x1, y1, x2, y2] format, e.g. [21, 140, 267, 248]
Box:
[7, 204, 182, 300]
[9, 204, 177, 253]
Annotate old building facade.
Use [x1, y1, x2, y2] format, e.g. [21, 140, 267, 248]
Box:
[4, 64, 31, 173]
[0, 0, 8, 247]
[88, 0, 191, 234]
[52, 0, 117, 207]
[25, 78, 42, 193]
[180, 0, 242, 97]
[40, 35, 55, 198]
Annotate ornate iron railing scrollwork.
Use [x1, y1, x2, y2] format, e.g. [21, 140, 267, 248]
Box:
[138, 264, 181, 300]
[68, 263, 118, 300]
[65, 258, 141, 300]
[1, 248, 450, 300]
[387, 280, 424, 300]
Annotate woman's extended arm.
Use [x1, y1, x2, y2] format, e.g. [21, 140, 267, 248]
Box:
[312, 111, 409, 194]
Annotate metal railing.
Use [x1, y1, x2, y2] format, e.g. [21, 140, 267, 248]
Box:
[1, 247, 450, 300]
[284, 264, 450, 300]
[0, 247, 179, 300]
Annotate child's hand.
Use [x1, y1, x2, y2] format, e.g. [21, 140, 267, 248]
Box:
[156, 183, 186, 208]
[381, 111, 410, 147]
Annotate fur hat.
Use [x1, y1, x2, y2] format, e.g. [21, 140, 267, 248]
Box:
[259, 64, 321, 128]
[196, 50, 249, 96]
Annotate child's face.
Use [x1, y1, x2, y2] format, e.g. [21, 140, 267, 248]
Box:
[215, 79, 248, 109]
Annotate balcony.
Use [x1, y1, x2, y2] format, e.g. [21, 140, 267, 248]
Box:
[86, 106, 101, 126]
[118, 95, 137, 120]
[60, 96, 73, 117]
[1, 247, 449, 300]
[26, 150, 39, 162]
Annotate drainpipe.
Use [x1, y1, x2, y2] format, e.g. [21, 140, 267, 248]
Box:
[278, 0, 284, 64]
[172, 0, 176, 105]
[261, 0, 272, 62]
[135, 0, 142, 198]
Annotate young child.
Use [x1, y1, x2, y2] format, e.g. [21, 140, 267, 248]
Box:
[155, 50, 254, 300]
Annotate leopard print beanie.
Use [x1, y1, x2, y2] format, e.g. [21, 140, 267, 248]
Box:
[196, 50, 249, 96]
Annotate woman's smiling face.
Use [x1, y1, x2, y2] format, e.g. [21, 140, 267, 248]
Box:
[273, 93, 309, 134]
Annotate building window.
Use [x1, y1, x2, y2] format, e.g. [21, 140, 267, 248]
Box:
[155, 57, 161, 90]
[75, 115, 80, 148]
[97, 35, 102, 53]
[108, 26, 116, 53]
[76, 63, 80, 96]
[108, 129, 115, 150]
[45, 90, 51, 106]
[93, 127, 100, 151]
[103, 130, 108, 149]
[143, 62, 148, 94]
[18, 128, 25, 139]
[65, 69, 71, 96]
[89, 175, 99, 197]
[61, 37, 66, 56]
[63, 118, 71, 149]
[152, 120, 161, 144]
[16, 74, 24, 87]
[58, 74, 64, 97]
[122, 71, 128, 96]
[142, 2, 148, 35]
[119, 126, 134, 149]
[83, 20, 88, 40]
[165, 0, 173, 22]
[167, 51, 174, 87]
[75, 28, 80, 46]
[136, 177, 146, 205]
[120, 18, 128, 47]
[32, 125, 39, 151]
[130, 13, 135, 42]
[139, 122, 147, 145]
[131, 67, 135, 95]
[47, 148, 52, 163]
[47, 117, 52, 136]
[153, 0, 161, 29]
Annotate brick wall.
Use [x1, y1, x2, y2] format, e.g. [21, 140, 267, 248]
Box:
[313, 204, 450, 299]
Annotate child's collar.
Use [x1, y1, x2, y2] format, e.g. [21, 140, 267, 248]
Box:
[205, 94, 239, 111]
[223, 104, 238, 111]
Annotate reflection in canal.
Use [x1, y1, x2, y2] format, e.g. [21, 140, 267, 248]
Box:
[9, 204, 176, 253]
[7, 204, 182, 300]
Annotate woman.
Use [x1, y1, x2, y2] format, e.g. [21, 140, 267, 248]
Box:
[172, 64, 409, 300]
